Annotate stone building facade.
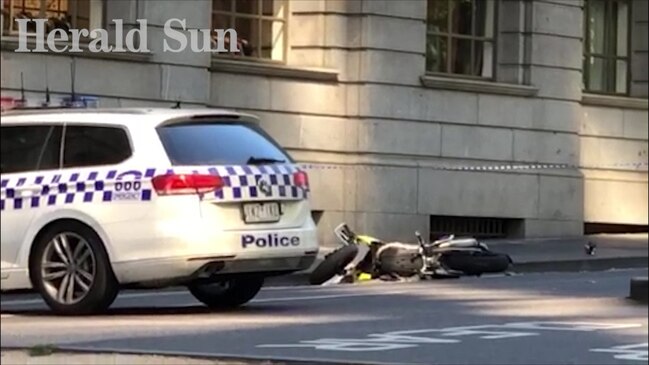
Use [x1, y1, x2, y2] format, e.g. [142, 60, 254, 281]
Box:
[1, 0, 647, 245]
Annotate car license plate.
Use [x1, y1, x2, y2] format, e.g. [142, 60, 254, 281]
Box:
[243, 202, 281, 223]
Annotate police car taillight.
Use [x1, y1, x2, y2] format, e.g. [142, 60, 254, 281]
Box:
[1, 96, 18, 112]
[293, 171, 309, 188]
[152, 174, 224, 195]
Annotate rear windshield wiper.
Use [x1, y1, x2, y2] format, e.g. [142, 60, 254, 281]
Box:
[247, 156, 286, 165]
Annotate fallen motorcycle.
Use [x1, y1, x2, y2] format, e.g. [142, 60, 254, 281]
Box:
[308, 223, 513, 285]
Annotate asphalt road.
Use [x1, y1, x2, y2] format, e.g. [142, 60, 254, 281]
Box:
[1, 269, 648, 365]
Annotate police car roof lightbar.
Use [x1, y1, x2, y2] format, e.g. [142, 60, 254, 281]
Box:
[2, 63, 98, 112]
[70, 59, 76, 103]
[19, 72, 26, 104]
[44, 63, 51, 106]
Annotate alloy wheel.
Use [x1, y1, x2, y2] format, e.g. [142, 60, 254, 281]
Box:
[40, 232, 96, 305]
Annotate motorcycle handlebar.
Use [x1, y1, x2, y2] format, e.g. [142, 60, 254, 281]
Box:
[334, 222, 356, 245]
[414, 231, 424, 246]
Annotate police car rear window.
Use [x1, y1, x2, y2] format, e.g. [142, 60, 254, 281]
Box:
[157, 122, 292, 166]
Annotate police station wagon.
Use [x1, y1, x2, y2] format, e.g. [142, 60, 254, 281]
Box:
[0, 108, 318, 314]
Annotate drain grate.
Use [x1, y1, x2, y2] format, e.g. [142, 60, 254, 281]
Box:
[430, 215, 516, 239]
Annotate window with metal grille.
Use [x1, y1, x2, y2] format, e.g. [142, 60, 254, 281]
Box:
[1, 0, 103, 36]
[426, 0, 496, 78]
[212, 0, 287, 62]
[583, 0, 630, 95]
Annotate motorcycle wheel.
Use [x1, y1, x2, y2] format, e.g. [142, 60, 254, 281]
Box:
[439, 251, 512, 276]
[309, 245, 359, 285]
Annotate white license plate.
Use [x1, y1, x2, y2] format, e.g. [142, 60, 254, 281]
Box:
[243, 202, 281, 223]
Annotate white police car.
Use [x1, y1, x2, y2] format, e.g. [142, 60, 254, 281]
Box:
[0, 108, 318, 314]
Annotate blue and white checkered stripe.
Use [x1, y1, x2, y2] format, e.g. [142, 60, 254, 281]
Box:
[0, 171, 154, 212]
[0, 164, 308, 212]
[203, 164, 307, 201]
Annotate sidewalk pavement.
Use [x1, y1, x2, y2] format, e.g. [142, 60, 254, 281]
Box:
[266, 233, 648, 286]
[482, 233, 648, 272]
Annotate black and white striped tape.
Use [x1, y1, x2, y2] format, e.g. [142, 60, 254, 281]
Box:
[296, 161, 649, 172]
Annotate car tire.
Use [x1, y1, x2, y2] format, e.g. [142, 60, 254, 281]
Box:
[188, 276, 264, 309]
[29, 221, 119, 315]
[308, 245, 359, 285]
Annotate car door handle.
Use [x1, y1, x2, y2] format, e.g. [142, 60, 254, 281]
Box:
[18, 187, 42, 198]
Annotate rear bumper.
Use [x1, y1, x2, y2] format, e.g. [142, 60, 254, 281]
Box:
[110, 221, 319, 285]
[113, 252, 318, 287]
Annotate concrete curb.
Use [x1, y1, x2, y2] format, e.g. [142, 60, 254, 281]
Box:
[265, 256, 649, 287]
[510, 257, 649, 273]
[629, 277, 648, 303]
[0, 346, 400, 365]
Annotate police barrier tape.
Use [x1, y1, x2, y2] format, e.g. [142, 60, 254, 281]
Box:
[0, 161, 646, 212]
[295, 161, 649, 172]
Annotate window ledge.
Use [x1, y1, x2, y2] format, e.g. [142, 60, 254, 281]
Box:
[210, 58, 339, 82]
[420, 75, 539, 97]
[581, 93, 648, 110]
[0, 36, 153, 63]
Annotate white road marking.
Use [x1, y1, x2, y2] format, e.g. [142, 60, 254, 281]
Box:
[385, 325, 539, 340]
[259, 339, 423, 352]
[590, 343, 649, 361]
[503, 321, 643, 331]
[257, 322, 646, 352]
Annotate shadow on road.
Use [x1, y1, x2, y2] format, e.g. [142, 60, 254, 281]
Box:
[0, 303, 309, 317]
